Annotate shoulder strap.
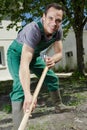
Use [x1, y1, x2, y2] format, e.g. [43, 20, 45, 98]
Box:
[36, 19, 57, 40]
[36, 19, 44, 34]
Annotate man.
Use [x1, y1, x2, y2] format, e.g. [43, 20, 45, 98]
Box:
[7, 3, 75, 130]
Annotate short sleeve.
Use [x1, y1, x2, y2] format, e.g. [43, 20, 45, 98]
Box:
[16, 22, 41, 49]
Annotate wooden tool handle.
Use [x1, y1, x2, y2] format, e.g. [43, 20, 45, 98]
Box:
[18, 66, 48, 130]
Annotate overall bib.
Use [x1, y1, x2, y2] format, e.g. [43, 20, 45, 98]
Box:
[7, 21, 59, 101]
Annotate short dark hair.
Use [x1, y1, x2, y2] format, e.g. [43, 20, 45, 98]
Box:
[44, 3, 64, 15]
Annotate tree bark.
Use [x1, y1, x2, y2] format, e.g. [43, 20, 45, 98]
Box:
[75, 29, 85, 75]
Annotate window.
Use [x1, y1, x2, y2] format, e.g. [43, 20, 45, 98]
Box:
[0, 21, 3, 29]
[65, 51, 74, 69]
[66, 51, 73, 57]
[0, 47, 5, 66]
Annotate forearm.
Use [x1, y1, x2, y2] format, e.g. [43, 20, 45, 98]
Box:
[19, 44, 34, 97]
[19, 66, 31, 96]
[52, 52, 62, 63]
[19, 65, 37, 112]
[53, 40, 63, 63]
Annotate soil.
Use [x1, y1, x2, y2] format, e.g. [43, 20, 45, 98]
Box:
[0, 77, 87, 130]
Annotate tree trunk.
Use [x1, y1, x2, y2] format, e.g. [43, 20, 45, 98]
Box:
[75, 29, 85, 75]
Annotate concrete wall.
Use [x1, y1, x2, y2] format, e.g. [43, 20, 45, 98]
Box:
[0, 20, 19, 81]
[83, 31, 87, 69]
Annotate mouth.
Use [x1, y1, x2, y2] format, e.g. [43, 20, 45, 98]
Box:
[50, 27, 56, 33]
[50, 26, 56, 31]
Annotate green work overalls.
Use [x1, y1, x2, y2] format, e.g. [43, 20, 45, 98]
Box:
[7, 21, 59, 101]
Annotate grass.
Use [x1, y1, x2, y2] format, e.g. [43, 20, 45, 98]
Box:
[27, 122, 48, 130]
[2, 104, 12, 113]
[0, 75, 87, 112]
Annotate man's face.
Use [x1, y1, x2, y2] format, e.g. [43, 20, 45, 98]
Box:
[42, 7, 63, 35]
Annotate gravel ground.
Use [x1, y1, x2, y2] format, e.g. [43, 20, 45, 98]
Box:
[0, 95, 87, 130]
[0, 77, 87, 130]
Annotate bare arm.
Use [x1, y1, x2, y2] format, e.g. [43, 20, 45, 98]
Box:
[19, 44, 36, 112]
[52, 40, 63, 62]
[45, 40, 63, 68]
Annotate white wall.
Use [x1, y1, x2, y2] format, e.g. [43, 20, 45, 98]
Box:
[0, 20, 20, 81]
[83, 31, 87, 69]
[62, 30, 77, 70]
[63, 30, 87, 70]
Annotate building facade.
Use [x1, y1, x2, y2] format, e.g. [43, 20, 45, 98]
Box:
[0, 20, 19, 81]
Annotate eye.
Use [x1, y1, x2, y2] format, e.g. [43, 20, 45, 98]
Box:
[56, 19, 62, 23]
[48, 16, 53, 20]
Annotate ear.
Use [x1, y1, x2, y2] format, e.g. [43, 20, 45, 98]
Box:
[42, 13, 45, 21]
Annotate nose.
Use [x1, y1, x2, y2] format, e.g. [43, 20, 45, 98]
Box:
[52, 20, 57, 26]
